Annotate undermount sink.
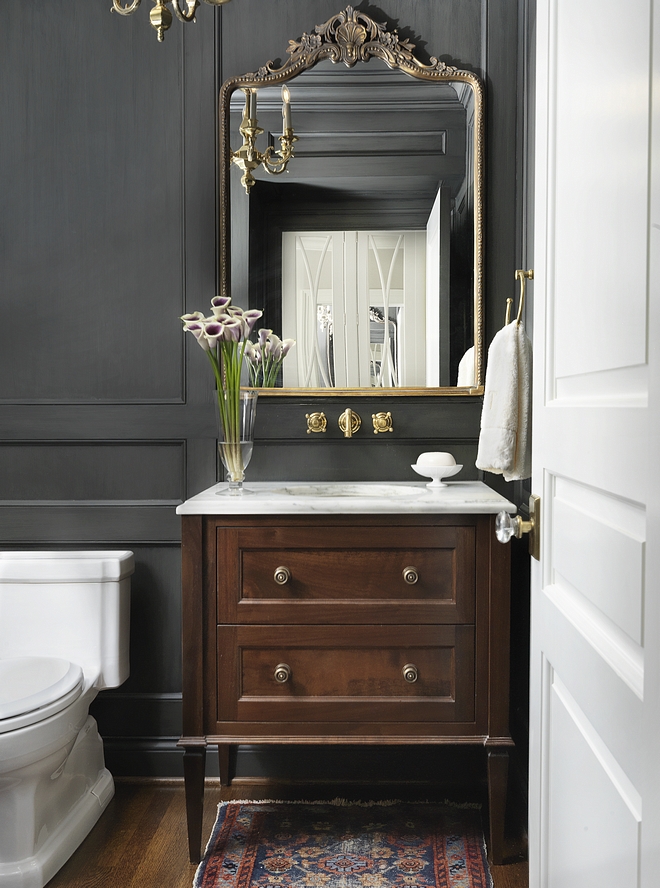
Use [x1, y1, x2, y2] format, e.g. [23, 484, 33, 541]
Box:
[272, 484, 425, 498]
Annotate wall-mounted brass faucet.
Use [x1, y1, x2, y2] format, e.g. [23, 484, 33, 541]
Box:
[338, 408, 362, 438]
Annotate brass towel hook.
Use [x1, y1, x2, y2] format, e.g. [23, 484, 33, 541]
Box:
[513, 269, 534, 324]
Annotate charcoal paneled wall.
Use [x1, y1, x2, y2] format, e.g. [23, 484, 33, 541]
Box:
[1, 0, 523, 778]
[1, 0, 217, 775]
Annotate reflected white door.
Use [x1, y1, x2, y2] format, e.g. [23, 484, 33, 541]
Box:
[282, 229, 426, 387]
[530, 0, 660, 885]
[281, 232, 347, 388]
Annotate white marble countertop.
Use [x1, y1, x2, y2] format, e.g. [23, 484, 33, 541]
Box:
[176, 481, 516, 516]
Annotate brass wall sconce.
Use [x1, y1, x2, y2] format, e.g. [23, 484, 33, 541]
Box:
[111, 0, 232, 43]
[230, 87, 298, 194]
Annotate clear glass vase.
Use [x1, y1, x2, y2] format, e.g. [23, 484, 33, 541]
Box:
[216, 388, 258, 495]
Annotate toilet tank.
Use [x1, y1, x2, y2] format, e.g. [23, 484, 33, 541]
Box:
[0, 550, 134, 689]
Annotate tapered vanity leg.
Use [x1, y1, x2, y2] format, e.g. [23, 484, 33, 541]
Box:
[218, 743, 236, 787]
[487, 748, 509, 865]
[183, 745, 206, 864]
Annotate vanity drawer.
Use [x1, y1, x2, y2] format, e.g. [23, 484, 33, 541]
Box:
[217, 524, 475, 624]
[217, 624, 475, 724]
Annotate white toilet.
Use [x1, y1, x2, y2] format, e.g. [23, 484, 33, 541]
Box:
[0, 550, 134, 888]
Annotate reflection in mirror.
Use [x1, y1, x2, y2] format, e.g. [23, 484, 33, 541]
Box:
[219, 7, 484, 394]
[282, 229, 427, 387]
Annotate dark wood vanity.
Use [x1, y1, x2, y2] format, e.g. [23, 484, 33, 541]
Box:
[178, 482, 514, 864]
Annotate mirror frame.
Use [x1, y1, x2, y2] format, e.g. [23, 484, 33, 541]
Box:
[219, 5, 484, 396]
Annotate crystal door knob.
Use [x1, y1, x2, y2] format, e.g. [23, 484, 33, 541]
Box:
[495, 511, 518, 543]
[495, 495, 541, 560]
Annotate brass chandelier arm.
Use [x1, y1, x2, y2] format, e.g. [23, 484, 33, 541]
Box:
[111, 0, 142, 15]
[171, 0, 200, 23]
[112, 0, 232, 40]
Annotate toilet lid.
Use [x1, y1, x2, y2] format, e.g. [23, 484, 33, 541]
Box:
[0, 657, 84, 720]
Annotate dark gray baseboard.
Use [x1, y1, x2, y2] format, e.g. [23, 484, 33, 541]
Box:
[103, 738, 493, 789]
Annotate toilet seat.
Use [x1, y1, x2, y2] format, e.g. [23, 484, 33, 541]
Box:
[0, 657, 84, 734]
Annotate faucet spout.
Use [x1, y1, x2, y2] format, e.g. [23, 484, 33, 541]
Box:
[339, 408, 361, 438]
[344, 408, 353, 438]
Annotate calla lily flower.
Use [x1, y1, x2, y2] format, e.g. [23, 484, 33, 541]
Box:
[257, 328, 272, 348]
[181, 311, 206, 327]
[222, 318, 243, 342]
[182, 321, 211, 351]
[265, 333, 282, 358]
[243, 309, 263, 335]
[203, 321, 226, 348]
[245, 329, 295, 387]
[181, 306, 293, 393]
[210, 296, 232, 318]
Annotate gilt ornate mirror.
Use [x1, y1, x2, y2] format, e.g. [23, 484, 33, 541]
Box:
[219, 6, 484, 395]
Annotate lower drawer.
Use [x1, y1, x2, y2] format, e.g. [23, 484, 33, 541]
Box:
[217, 624, 475, 724]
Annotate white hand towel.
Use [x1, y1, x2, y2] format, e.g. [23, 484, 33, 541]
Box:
[475, 321, 532, 481]
[457, 345, 476, 387]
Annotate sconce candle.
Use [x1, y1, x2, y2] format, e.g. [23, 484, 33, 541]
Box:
[282, 85, 292, 131]
[248, 89, 257, 122]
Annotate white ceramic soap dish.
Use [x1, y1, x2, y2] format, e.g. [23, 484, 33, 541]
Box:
[411, 462, 463, 488]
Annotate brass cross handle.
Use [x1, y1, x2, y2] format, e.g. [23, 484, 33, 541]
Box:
[372, 412, 394, 434]
[306, 412, 327, 434]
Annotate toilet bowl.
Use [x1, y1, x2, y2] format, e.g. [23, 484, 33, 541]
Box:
[0, 551, 133, 888]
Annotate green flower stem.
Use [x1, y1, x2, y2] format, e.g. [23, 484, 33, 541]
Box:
[208, 340, 250, 482]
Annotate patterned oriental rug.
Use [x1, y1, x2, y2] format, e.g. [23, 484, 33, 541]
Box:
[194, 799, 493, 888]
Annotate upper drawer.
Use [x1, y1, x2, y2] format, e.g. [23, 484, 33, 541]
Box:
[217, 524, 475, 624]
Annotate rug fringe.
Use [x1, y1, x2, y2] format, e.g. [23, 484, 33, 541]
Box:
[215, 797, 482, 811]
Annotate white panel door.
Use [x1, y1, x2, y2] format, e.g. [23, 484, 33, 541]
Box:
[530, 0, 660, 885]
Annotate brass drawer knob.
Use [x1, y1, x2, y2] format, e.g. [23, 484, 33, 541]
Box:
[402, 663, 418, 683]
[274, 663, 291, 683]
[402, 566, 419, 585]
[273, 566, 291, 585]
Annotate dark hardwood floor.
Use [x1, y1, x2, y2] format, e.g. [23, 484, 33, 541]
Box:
[46, 779, 528, 888]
